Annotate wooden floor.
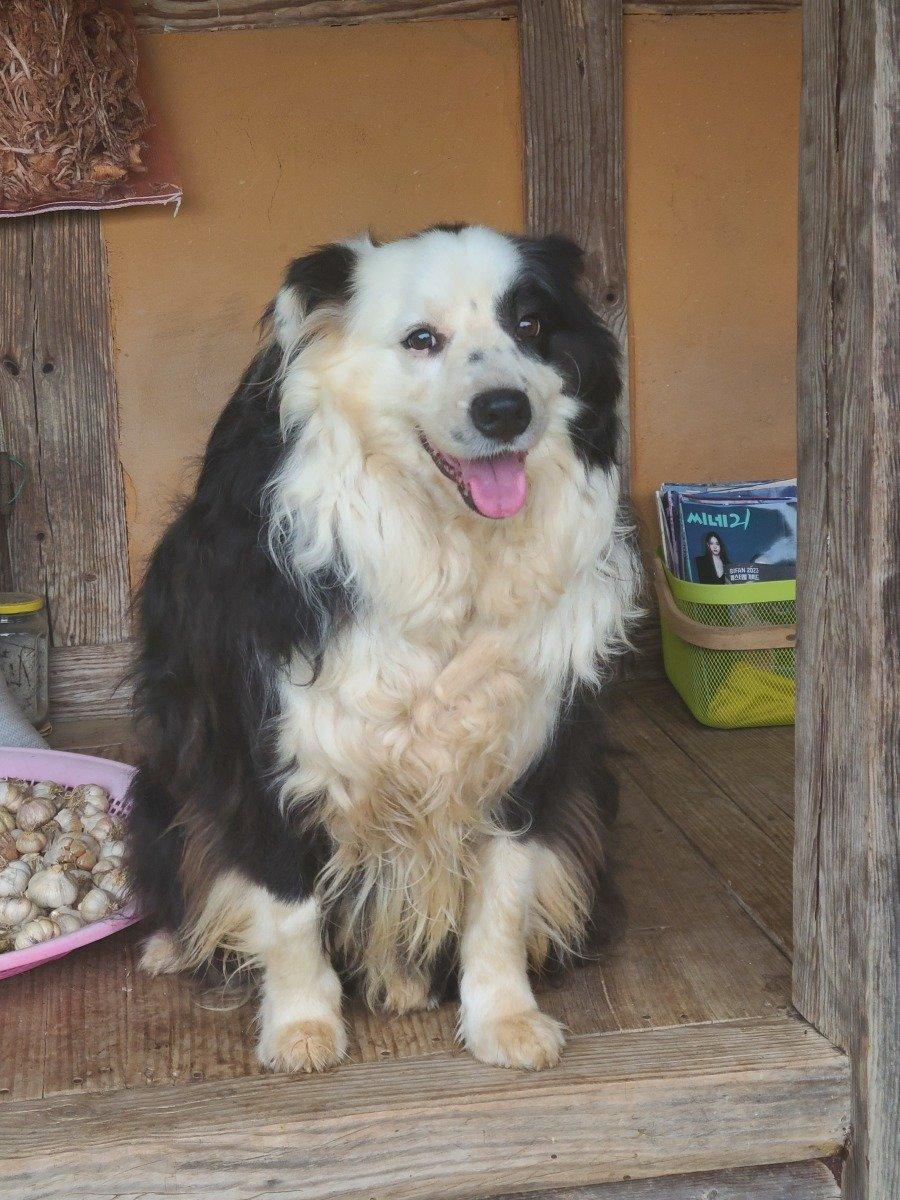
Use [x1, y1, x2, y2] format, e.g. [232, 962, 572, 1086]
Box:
[0, 680, 848, 1200]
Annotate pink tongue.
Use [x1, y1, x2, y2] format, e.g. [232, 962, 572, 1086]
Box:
[458, 453, 527, 519]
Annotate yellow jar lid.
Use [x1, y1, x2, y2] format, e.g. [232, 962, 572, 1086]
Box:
[0, 593, 44, 615]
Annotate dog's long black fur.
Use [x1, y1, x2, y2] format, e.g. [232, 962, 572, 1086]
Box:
[125, 227, 625, 989]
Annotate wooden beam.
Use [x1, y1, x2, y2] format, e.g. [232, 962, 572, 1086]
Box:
[0, 1016, 848, 1200]
[495, 1161, 841, 1200]
[0, 214, 130, 647]
[132, 0, 515, 31]
[48, 639, 136, 722]
[793, 0, 899, 1196]
[519, 0, 630, 489]
[131, 0, 800, 31]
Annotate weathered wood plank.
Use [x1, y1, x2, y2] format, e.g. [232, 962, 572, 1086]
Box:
[0, 1016, 848, 1200]
[495, 1160, 841, 1200]
[519, 0, 630, 487]
[48, 639, 136, 721]
[132, 0, 515, 30]
[2, 722, 793, 1095]
[0, 214, 130, 646]
[794, 0, 899, 1197]
[611, 693, 793, 954]
[630, 679, 795, 837]
[131, 0, 800, 31]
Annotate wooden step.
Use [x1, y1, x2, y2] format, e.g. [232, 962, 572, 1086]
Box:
[1, 1014, 848, 1200]
[497, 1160, 841, 1200]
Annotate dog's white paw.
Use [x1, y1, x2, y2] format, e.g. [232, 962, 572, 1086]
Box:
[139, 930, 182, 976]
[464, 1008, 565, 1070]
[257, 1016, 347, 1074]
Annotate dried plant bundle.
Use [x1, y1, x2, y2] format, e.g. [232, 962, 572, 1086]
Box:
[0, 0, 150, 209]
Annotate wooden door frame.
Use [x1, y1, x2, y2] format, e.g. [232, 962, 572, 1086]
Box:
[3, 3, 896, 1196]
[793, 0, 899, 1197]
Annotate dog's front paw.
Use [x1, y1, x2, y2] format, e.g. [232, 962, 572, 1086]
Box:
[139, 930, 182, 976]
[463, 1008, 565, 1070]
[257, 1016, 348, 1074]
[381, 971, 436, 1016]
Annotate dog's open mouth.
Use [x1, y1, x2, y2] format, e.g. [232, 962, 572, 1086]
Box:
[420, 435, 528, 519]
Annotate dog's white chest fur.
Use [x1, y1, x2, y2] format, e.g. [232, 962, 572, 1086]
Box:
[274, 432, 633, 992]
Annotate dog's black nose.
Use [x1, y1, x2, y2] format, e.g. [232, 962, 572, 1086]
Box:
[469, 389, 532, 442]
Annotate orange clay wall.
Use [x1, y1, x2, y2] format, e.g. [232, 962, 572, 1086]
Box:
[103, 14, 800, 576]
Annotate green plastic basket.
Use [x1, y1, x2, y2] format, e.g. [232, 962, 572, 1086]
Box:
[653, 555, 796, 729]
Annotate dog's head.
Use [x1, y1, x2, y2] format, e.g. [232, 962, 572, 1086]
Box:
[272, 225, 620, 520]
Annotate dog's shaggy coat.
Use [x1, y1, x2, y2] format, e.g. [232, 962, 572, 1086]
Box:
[125, 225, 640, 1071]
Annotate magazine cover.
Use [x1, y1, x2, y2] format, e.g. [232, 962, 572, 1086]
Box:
[655, 479, 797, 581]
[680, 496, 797, 583]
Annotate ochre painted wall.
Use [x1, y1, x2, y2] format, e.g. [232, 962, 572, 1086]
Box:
[104, 20, 524, 574]
[105, 14, 800, 574]
[624, 14, 800, 542]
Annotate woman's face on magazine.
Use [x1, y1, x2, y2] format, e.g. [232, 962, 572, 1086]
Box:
[708, 536, 721, 554]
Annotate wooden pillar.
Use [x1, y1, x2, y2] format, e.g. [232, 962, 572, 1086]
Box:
[0, 213, 130, 646]
[793, 0, 899, 1196]
[518, 0, 630, 488]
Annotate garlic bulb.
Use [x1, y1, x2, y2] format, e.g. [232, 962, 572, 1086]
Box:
[97, 867, 129, 902]
[69, 868, 94, 897]
[0, 779, 28, 813]
[92, 856, 121, 880]
[81, 813, 123, 842]
[14, 830, 47, 855]
[53, 807, 83, 834]
[20, 852, 43, 871]
[31, 781, 63, 807]
[0, 806, 14, 833]
[50, 907, 84, 935]
[102, 840, 125, 861]
[26, 866, 78, 909]
[14, 916, 60, 950]
[0, 860, 32, 897]
[0, 896, 38, 927]
[15, 795, 55, 832]
[44, 832, 100, 871]
[77, 887, 113, 921]
[68, 784, 110, 816]
[0, 831, 19, 867]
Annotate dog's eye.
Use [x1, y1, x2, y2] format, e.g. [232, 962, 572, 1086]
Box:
[516, 315, 541, 340]
[402, 327, 443, 354]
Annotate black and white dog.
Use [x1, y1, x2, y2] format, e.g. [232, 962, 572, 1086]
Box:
[125, 225, 640, 1073]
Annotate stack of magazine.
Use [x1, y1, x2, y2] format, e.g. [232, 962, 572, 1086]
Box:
[656, 479, 797, 584]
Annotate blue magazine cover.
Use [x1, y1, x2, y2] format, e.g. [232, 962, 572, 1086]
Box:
[680, 496, 796, 583]
[655, 479, 797, 581]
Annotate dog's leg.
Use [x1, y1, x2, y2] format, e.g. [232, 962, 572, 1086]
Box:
[248, 888, 347, 1073]
[459, 835, 565, 1069]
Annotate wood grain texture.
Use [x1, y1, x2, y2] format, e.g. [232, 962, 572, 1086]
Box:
[794, 0, 898, 1197]
[132, 0, 515, 30]
[519, 0, 630, 488]
[0, 783, 787, 1090]
[610, 691, 793, 954]
[6, 693, 793, 1101]
[48, 639, 136, 721]
[0, 1016, 848, 1200]
[0, 214, 130, 646]
[131, 0, 800, 30]
[494, 1161, 840, 1200]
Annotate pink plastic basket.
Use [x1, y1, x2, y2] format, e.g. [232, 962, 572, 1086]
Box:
[0, 748, 139, 980]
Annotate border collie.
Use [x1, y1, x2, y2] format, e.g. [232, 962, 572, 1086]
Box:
[125, 224, 640, 1073]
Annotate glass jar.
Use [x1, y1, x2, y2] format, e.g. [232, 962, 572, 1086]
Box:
[0, 594, 49, 728]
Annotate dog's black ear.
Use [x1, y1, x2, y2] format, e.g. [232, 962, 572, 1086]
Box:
[270, 242, 358, 348]
[518, 233, 586, 289]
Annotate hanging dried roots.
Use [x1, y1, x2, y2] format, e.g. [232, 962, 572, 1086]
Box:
[0, 1, 149, 208]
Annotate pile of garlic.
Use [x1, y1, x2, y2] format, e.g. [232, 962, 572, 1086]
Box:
[0, 777, 128, 954]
